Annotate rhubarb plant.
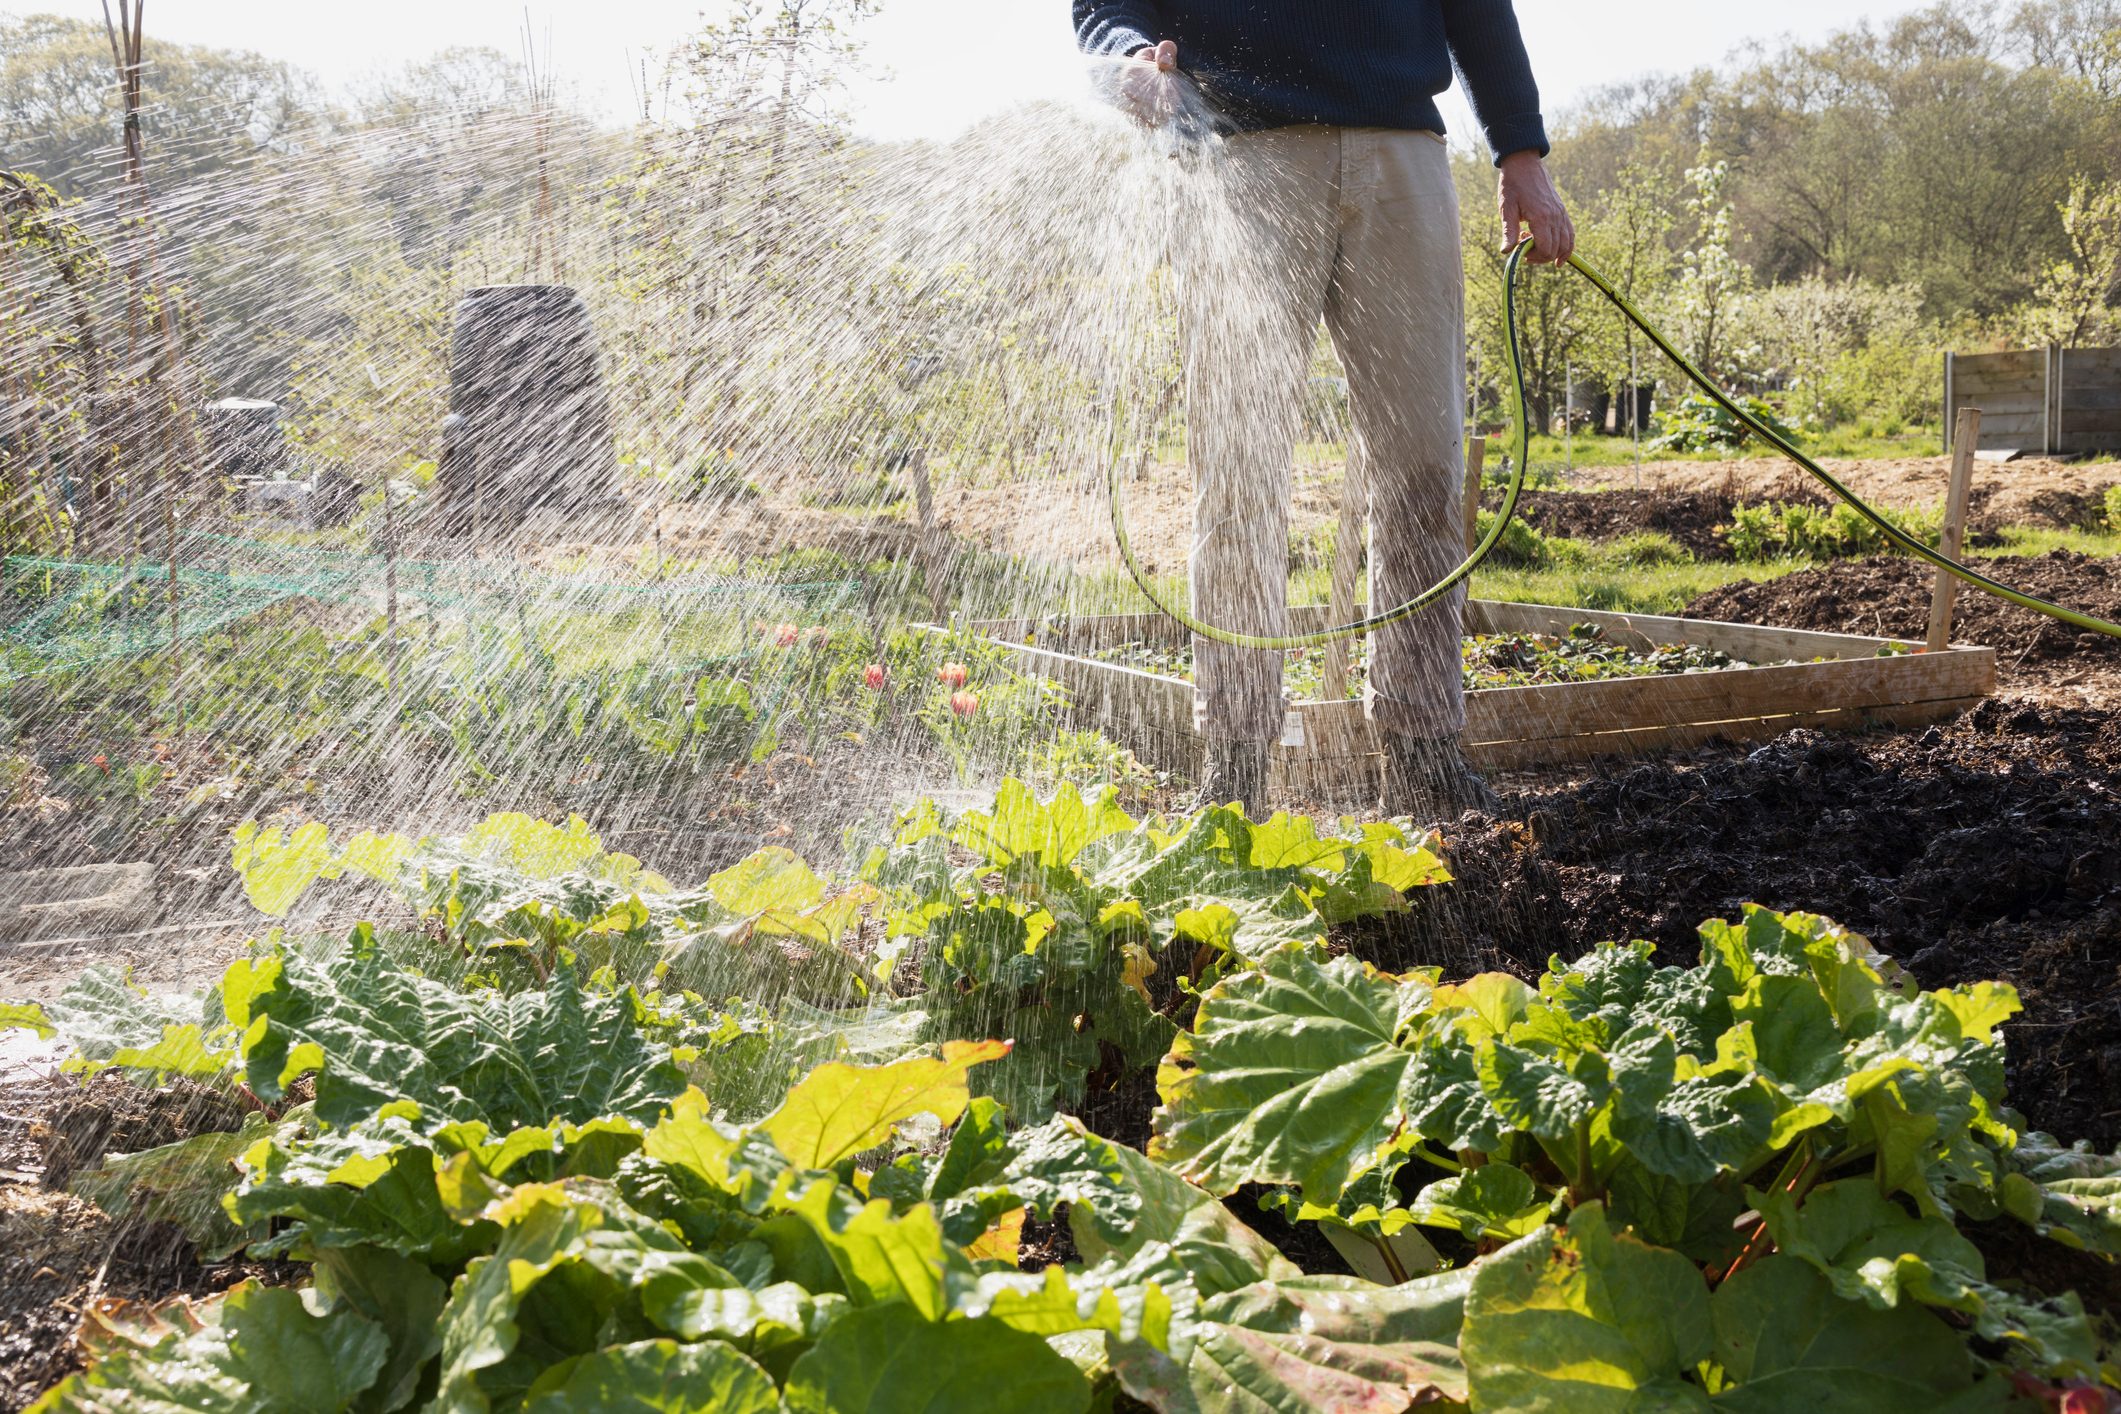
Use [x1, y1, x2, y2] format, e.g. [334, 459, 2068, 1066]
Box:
[27, 964, 1470, 1414]
[868, 780, 1450, 1114]
[1151, 905, 2121, 1403]
[225, 784, 1449, 1110]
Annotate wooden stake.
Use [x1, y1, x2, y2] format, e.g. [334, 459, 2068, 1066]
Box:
[1927, 407, 1980, 653]
[163, 493, 179, 743]
[1320, 453, 1367, 700]
[903, 447, 947, 620]
[1463, 436, 1488, 554]
[382, 474, 401, 703]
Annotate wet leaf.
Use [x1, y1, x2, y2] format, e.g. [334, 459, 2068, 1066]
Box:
[31, 1283, 388, 1414]
[783, 1304, 1091, 1414]
[522, 1339, 779, 1414]
[1462, 1204, 1712, 1413]
[1153, 947, 1414, 1202]
[759, 1038, 1010, 1170]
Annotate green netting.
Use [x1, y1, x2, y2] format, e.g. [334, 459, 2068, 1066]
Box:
[1, 532, 862, 681]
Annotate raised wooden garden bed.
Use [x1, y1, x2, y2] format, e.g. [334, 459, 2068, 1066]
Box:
[931, 601, 1997, 798]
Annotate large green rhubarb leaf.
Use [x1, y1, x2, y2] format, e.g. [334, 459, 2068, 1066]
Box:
[1462, 1203, 1713, 1413]
[30, 1284, 388, 1414]
[1404, 1162, 1555, 1242]
[22, 966, 234, 1080]
[71, 1108, 305, 1260]
[228, 937, 685, 1129]
[1172, 1271, 1472, 1414]
[1754, 1179, 2104, 1380]
[429, 1183, 652, 1414]
[2006, 1132, 2121, 1255]
[758, 1038, 1010, 1169]
[1709, 1258, 2006, 1412]
[1069, 1128, 1299, 1302]
[951, 779, 1135, 869]
[230, 1119, 489, 1262]
[782, 1304, 1091, 1414]
[1152, 946, 1414, 1202]
[522, 1339, 780, 1414]
[310, 1246, 447, 1414]
[233, 820, 416, 918]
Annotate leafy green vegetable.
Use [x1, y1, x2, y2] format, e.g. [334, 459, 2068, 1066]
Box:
[878, 783, 1448, 1113]
[783, 1305, 1092, 1414]
[228, 933, 686, 1128]
[759, 1038, 1011, 1169]
[525, 1339, 781, 1413]
[71, 1107, 307, 1260]
[1464, 1204, 1712, 1413]
[13, 966, 233, 1080]
[1154, 905, 2115, 1395]
[54, 1004, 1219, 1413]
[20, 778, 2120, 1414]
[1709, 1258, 2003, 1412]
[1152, 948, 1414, 1202]
[31, 1284, 389, 1414]
[1176, 1272, 1471, 1413]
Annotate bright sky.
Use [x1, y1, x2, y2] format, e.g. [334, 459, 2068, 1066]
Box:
[110, 0, 1935, 145]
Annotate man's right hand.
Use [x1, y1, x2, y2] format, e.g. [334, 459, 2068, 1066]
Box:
[1114, 39, 1180, 126]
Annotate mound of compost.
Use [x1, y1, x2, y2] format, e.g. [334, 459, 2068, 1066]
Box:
[0, 1073, 288, 1413]
[1683, 550, 2121, 675]
[1348, 697, 2121, 1149]
[1515, 488, 1770, 560]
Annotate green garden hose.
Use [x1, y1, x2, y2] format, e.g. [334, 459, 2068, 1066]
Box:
[1110, 241, 2121, 648]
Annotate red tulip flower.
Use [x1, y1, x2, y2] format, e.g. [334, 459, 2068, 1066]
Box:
[863, 663, 887, 691]
[937, 661, 969, 689]
[949, 690, 979, 718]
[770, 623, 800, 647]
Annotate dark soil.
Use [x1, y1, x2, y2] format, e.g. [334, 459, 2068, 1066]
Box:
[1347, 697, 2121, 1152]
[1684, 551, 2121, 682]
[1512, 481, 2107, 565]
[1516, 487, 1781, 560]
[1972, 483, 2115, 539]
[0, 1071, 288, 1414]
[33, 1073, 247, 1190]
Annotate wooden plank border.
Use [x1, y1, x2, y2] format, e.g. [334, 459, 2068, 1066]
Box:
[927, 600, 1997, 775]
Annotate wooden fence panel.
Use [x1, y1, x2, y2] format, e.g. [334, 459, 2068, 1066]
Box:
[1947, 345, 2121, 454]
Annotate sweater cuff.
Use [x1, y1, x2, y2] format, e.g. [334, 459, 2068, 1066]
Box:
[1484, 113, 1551, 166]
[1082, 22, 1156, 58]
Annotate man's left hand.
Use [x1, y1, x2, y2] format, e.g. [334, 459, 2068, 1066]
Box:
[1499, 152, 1574, 265]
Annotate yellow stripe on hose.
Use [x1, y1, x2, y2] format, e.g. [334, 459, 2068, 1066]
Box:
[1110, 242, 2121, 648]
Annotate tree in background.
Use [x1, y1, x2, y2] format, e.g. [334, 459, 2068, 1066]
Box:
[2014, 174, 2121, 345]
[1461, 152, 1594, 434]
[1733, 276, 1939, 430]
[2007, 0, 2121, 99]
[0, 170, 105, 553]
[1669, 162, 1757, 384]
[1571, 161, 1682, 432]
[0, 12, 315, 196]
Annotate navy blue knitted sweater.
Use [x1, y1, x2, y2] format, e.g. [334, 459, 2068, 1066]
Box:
[1072, 1, 1549, 163]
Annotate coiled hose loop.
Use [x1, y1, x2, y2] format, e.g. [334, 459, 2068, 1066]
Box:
[1110, 241, 2121, 647]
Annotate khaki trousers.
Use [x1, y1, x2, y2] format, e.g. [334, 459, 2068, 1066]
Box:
[1180, 125, 1466, 743]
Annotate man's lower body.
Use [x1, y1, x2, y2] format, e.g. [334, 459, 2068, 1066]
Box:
[1177, 124, 1495, 821]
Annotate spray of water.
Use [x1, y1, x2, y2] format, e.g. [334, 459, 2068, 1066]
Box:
[0, 54, 1374, 1274]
